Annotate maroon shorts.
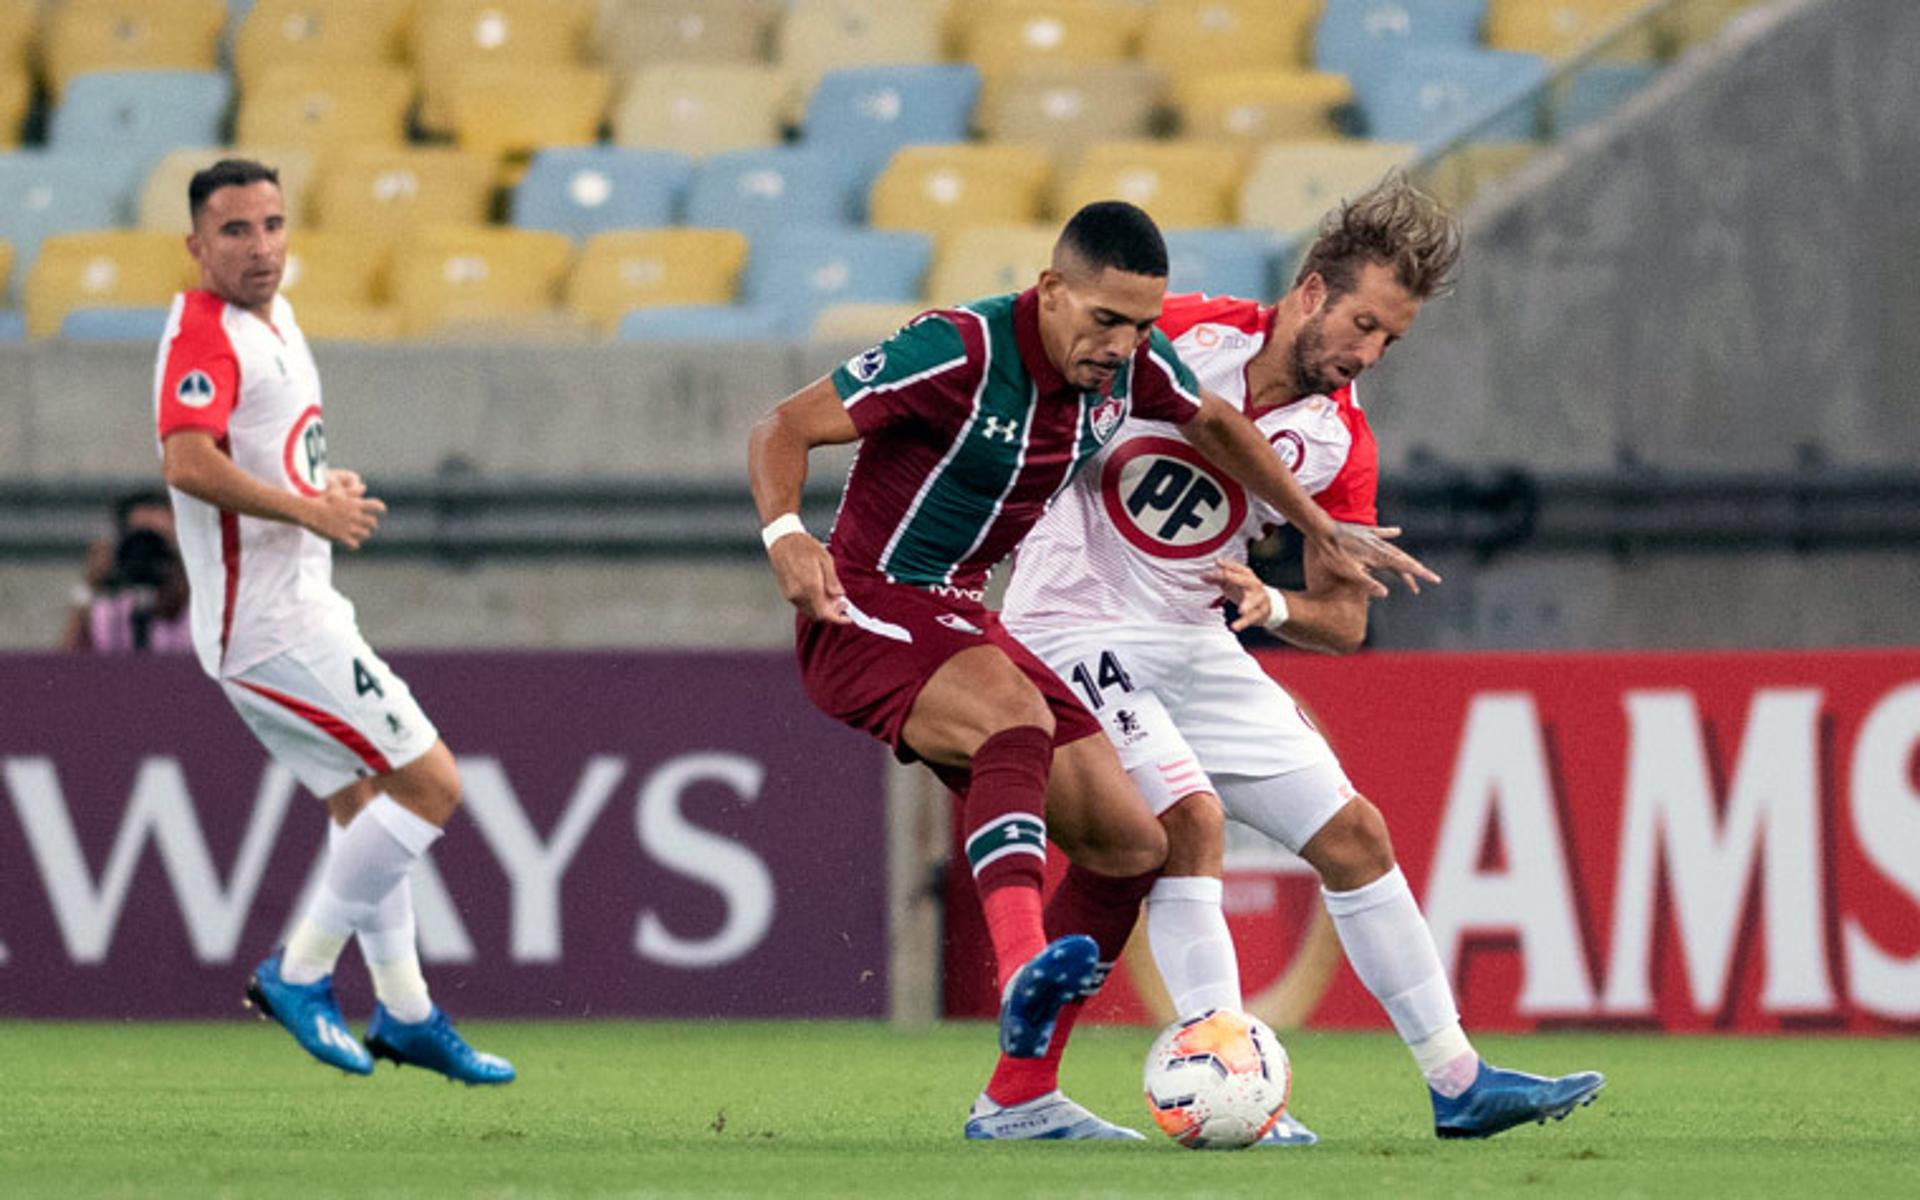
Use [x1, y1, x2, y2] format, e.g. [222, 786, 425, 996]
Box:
[796, 575, 1101, 766]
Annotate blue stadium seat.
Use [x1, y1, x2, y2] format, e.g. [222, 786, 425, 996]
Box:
[684, 148, 853, 238]
[1555, 62, 1658, 135]
[616, 303, 789, 341]
[1164, 229, 1285, 300]
[60, 306, 171, 340]
[1315, 0, 1488, 85]
[0, 308, 24, 342]
[0, 152, 144, 301]
[1352, 47, 1550, 146]
[800, 64, 980, 205]
[510, 147, 695, 239]
[50, 71, 231, 170]
[742, 228, 932, 334]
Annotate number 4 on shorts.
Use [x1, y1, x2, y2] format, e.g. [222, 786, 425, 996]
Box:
[353, 658, 386, 699]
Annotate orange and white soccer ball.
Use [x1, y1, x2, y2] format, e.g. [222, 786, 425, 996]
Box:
[1142, 1008, 1292, 1149]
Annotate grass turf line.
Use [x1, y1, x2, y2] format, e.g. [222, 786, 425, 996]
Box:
[1, 1021, 1916, 1198]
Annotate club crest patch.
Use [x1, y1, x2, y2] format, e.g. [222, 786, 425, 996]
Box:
[848, 346, 887, 383]
[175, 370, 216, 409]
[1088, 396, 1124, 442]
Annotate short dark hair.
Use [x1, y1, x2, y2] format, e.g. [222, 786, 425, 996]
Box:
[114, 488, 170, 531]
[1294, 171, 1461, 301]
[1055, 200, 1168, 278]
[188, 159, 281, 218]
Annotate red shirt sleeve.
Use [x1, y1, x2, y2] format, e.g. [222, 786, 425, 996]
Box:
[1314, 390, 1379, 525]
[156, 292, 240, 441]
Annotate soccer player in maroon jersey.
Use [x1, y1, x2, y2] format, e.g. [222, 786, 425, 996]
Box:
[748, 201, 1435, 1138]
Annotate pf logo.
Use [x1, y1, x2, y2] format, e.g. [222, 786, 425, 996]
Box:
[1100, 436, 1249, 559]
[282, 405, 328, 497]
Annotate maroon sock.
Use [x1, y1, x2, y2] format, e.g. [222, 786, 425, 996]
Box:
[1045, 862, 1159, 964]
[961, 726, 1055, 987]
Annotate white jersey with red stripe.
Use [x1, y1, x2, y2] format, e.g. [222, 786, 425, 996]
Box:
[1001, 292, 1380, 631]
[154, 289, 351, 678]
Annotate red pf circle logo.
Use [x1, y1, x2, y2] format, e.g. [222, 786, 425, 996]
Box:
[1100, 436, 1248, 559]
[283, 405, 328, 497]
[1270, 429, 1306, 473]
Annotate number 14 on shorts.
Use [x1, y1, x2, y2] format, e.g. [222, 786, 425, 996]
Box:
[1068, 650, 1135, 711]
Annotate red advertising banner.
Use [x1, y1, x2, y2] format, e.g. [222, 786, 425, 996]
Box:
[945, 650, 1920, 1034]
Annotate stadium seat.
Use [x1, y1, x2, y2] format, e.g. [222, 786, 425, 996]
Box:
[1416, 140, 1533, 210]
[0, 0, 32, 73]
[50, 71, 232, 168]
[683, 147, 851, 237]
[1351, 46, 1550, 145]
[975, 63, 1167, 159]
[410, 0, 594, 135]
[924, 225, 1055, 307]
[742, 228, 932, 333]
[0, 235, 11, 293]
[0, 307, 21, 342]
[1553, 61, 1658, 134]
[1054, 140, 1246, 230]
[868, 144, 1052, 242]
[388, 225, 574, 335]
[0, 67, 26, 149]
[1238, 141, 1417, 232]
[233, 0, 407, 89]
[566, 228, 750, 330]
[424, 308, 597, 343]
[449, 64, 614, 176]
[139, 147, 317, 233]
[809, 300, 928, 341]
[801, 64, 981, 202]
[59, 305, 171, 340]
[1175, 71, 1355, 142]
[1314, 0, 1488, 86]
[41, 0, 227, 96]
[1655, 0, 1755, 56]
[236, 63, 415, 155]
[280, 229, 389, 307]
[611, 63, 791, 156]
[592, 0, 778, 85]
[1485, 0, 1655, 61]
[616, 302, 787, 341]
[956, 0, 1140, 81]
[24, 230, 195, 338]
[289, 300, 403, 342]
[511, 148, 693, 239]
[777, 0, 948, 95]
[1139, 0, 1320, 80]
[1163, 228, 1284, 300]
[0, 152, 143, 300]
[310, 148, 496, 240]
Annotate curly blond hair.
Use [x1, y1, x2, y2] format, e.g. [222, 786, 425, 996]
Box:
[1294, 171, 1461, 301]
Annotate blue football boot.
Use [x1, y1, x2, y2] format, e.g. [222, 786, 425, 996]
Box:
[364, 1004, 516, 1085]
[1432, 1060, 1604, 1139]
[1253, 1110, 1320, 1147]
[244, 951, 373, 1076]
[998, 934, 1100, 1058]
[964, 1091, 1146, 1141]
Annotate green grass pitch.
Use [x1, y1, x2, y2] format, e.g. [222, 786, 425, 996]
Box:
[2, 1020, 1916, 1198]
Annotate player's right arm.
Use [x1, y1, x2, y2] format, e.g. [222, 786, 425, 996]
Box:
[1204, 556, 1372, 655]
[162, 432, 385, 549]
[746, 376, 858, 624]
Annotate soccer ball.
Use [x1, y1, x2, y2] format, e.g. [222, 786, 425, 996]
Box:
[1142, 1008, 1291, 1149]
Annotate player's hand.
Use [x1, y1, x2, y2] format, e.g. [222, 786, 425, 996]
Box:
[304, 472, 386, 550]
[768, 532, 849, 624]
[1307, 523, 1441, 596]
[1203, 559, 1276, 632]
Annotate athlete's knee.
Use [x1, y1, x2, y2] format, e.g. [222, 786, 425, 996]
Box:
[1304, 795, 1395, 890]
[1159, 792, 1225, 876]
[386, 742, 462, 827]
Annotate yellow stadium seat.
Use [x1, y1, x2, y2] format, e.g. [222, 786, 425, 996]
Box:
[1416, 141, 1536, 212]
[411, 0, 595, 134]
[778, 0, 947, 93]
[25, 230, 196, 338]
[810, 301, 929, 341]
[389, 225, 574, 335]
[976, 63, 1167, 160]
[280, 230, 390, 307]
[592, 0, 778, 84]
[565, 228, 749, 330]
[1655, 0, 1755, 55]
[237, 64, 415, 155]
[311, 148, 497, 239]
[1176, 71, 1352, 143]
[1054, 140, 1247, 230]
[0, 237, 12, 296]
[290, 301, 402, 343]
[956, 0, 1140, 81]
[611, 63, 790, 156]
[1139, 0, 1320, 79]
[42, 0, 226, 95]
[425, 309, 598, 342]
[1237, 140, 1417, 232]
[138, 148, 317, 233]
[1486, 0, 1656, 61]
[0, 67, 26, 149]
[1, 0, 34, 72]
[925, 225, 1055, 308]
[869, 144, 1052, 241]
[233, 0, 406, 89]
[450, 64, 612, 175]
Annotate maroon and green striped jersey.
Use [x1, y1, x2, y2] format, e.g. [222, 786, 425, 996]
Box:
[826, 288, 1202, 599]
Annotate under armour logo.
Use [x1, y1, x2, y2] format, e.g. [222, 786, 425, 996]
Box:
[981, 415, 1021, 443]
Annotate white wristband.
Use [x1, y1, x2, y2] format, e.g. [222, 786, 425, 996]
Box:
[760, 512, 808, 550]
[1261, 585, 1292, 631]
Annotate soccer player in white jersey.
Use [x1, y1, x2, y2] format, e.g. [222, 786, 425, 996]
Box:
[1002, 174, 1602, 1141]
[155, 159, 511, 1084]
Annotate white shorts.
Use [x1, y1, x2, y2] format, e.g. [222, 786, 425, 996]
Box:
[1018, 623, 1355, 853]
[220, 618, 439, 799]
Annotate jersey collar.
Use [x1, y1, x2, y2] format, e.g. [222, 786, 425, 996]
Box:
[1012, 288, 1073, 397]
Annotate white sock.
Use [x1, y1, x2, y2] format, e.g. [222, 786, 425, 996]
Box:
[1146, 875, 1243, 1018]
[1322, 866, 1476, 1093]
[322, 816, 436, 1022]
[285, 797, 441, 985]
